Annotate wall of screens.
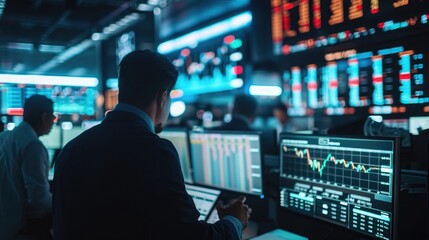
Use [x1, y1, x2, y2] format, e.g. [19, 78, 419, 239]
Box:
[280, 36, 429, 116]
[271, 0, 429, 56]
[270, 0, 429, 117]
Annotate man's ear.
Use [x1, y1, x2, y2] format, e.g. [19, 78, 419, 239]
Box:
[157, 90, 168, 108]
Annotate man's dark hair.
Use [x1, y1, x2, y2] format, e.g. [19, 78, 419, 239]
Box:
[118, 50, 178, 106]
[232, 94, 258, 119]
[23, 94, 54, 126]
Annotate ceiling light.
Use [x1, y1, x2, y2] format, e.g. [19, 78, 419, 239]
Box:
[147, 0, 159, 5]
[153, 7, 161, 15]
[137, 3, 154, 11]
[7, 42, 34, 51]
[38, 44, 65, 53]
[91, 33, 103, 41]
[0, 74, 99, 87]
[249, 85, 282, 96]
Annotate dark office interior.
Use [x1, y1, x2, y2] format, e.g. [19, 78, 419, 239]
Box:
[0, 0, 428, 239]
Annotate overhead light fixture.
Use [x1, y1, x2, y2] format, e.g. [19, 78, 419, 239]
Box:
[147, 0, 159, 5]
[137, 3, 154, 11]
[38, 44, 65, 53]
[34, 12, 142, 74]
[97, 13, 141, 41]
[249, 85, 282, 96]
[34, 39, 94, 73]
[153, 7, 161, 15]
[158, 11, 252, 54]
[7, 42, 34, 51]
[0, 74, 99, 87]
[91, 33, 104, 41]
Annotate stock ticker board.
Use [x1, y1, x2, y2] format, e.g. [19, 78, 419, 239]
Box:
[271, 0, 429, 116]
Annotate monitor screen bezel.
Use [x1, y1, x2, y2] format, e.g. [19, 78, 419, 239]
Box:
[278, 133, 400, 240]
[188, 130, 265, 196]
[159, 127, 194, 184]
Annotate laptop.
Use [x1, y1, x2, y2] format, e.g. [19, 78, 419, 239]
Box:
[185, 184, 221, 221]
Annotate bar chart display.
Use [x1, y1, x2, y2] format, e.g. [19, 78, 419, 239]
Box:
[0, 84, 97, 116]
[281, 39, 429, 116]
[189, 132, 263, 195]
[158, 130, 193, 183]
[271, 0, 429, 56]
[279, 134, 398, 240]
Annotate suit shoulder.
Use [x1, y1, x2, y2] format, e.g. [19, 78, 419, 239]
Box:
[154, 137, 177, 155]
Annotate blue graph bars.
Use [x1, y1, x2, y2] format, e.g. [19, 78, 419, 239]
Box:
[307, 64, 318, 108]
[372, 55, 384, 105]
[348, 58, 360, 107]
[291, 67, 303, 108]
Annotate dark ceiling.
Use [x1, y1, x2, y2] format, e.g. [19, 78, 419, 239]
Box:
[0, 0, 250, 77]
[0, 0, 164, 76]
[1, 0, 129, 46]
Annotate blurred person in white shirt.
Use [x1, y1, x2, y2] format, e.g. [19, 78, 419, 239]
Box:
[0, 94, 55, 240]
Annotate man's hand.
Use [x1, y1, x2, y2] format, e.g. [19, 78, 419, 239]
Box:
[216, 196, 252, 229]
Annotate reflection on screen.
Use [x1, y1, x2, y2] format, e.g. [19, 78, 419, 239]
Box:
[158, 130, 193, 183]
[189, 131, 263, 195]
[279, 134, 399, 240]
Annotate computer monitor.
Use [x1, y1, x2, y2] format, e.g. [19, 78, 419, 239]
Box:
[189, 131, 263, 196]
[158, 129, 193, 183]
[185, 184, 221, 221]
[39, 125, 61, 149]
[279, 133, 400, 240]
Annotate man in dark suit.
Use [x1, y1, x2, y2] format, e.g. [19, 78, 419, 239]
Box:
[53, 50, 251, 239]
[213, 94, 258, 131]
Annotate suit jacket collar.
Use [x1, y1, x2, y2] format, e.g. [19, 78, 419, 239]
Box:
[103, 110, 154, 134]
[113, 103, 155, 133]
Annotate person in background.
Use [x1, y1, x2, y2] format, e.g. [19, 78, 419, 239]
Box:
[212, 94, 258, 131]
[0, 95, 54, 240]
[273, 103, 296, 135]
[53, 50, 251, 239]
[0, 118, 4, 132]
